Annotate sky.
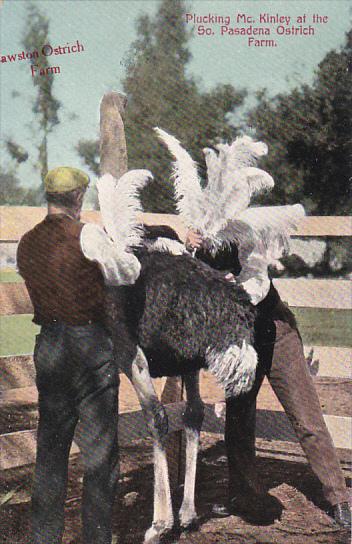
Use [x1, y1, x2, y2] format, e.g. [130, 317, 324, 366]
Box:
[0, 0, 350, 197]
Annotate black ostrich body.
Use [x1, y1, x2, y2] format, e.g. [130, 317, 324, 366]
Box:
[113, 250, 257, 382]
[104, 246, 259, 539]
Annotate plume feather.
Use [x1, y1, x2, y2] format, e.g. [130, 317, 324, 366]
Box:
[154, 127, 205, 227]
[96, 170, 153, 250]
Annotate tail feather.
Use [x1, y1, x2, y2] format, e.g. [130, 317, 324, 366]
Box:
[206, 340, 258, 397]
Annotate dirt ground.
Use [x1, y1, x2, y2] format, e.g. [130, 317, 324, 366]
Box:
[1, 433, 351, 544]
[1, 377, 351, 544]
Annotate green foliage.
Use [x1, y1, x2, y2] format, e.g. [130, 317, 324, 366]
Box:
[0, 166, 43, 205]
[248, 29, 352, 215]
[22, 3, 61, 181]
[0, 169, 24, 204]
[5, 140, 29, 164]
[122, 0, 246, 212]
[76, 139, 100, 176]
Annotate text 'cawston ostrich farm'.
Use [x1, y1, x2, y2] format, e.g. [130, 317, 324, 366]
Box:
[1, 39, 85, 76]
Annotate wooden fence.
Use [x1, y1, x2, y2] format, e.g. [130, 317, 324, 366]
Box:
[0, 208, 351, 473]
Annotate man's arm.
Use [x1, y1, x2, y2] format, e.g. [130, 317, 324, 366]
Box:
[137, 212, 202, 249]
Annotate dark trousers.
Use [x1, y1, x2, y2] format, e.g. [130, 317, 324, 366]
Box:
[32, 322, 119, 544]
[225, 305, 348, 507]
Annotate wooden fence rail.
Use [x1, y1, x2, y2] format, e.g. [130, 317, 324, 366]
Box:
[0, 210, 351, 471]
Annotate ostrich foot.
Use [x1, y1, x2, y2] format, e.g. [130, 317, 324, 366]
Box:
[144, 521, 174, 544]
[178, 506, 199, 531]
[179, 518, 199, 533]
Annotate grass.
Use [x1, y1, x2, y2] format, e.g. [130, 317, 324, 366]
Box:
[0, 270, 22, 282]
[0, 315, 40, 356]
[292, 307, 352, 347]
[0, 309, 351, 357]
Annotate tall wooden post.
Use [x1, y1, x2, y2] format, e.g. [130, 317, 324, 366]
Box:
[99, 91, 128, 178]
[99, 91, 183, 488]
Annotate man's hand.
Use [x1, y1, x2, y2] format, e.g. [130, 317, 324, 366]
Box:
[185, 229, 203, 250]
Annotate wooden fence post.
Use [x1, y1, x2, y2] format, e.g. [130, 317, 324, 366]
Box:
[161, 377, 185, 488]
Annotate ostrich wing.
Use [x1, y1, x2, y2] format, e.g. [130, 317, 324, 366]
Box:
[96, 170, 153, 250]
[154, 127, 205, 228]
[153, 130, 276, 243]
[221, 204, 306, 277]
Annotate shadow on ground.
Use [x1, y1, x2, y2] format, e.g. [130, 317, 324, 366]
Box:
[1, 435, 350, 544]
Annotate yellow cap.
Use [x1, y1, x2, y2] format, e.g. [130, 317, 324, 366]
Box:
[44, 167, 90, 193]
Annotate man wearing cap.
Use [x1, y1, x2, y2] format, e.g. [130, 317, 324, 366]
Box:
[17, 167, 141, 544]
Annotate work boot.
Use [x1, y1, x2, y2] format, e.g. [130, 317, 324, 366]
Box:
[212, 489, 283, 524]
[327, 502, 351, 529]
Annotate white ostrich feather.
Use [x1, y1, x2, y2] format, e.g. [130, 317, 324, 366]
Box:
[219, 140, 272, 209]
[238, 204, 305, 238]
[96, 170, 153, 250]
[206, 340, 258, 397]
[144, 237, 188, 256]
[154, 127, 205, 228]
[225, 204, 305, 262]
[151, 129, 298, 281]
[219, 204, 306, 303]
[154, 129, 275, 240]
[242, 167, 275, 196]
[201, 147, 228, 237]
[224, 135, 268, 165]
[218, 168, 274, 239]
[201, 139, 274, 238]
[203, 147, 222, 195]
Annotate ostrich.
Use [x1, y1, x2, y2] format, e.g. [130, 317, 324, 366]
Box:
[94, 131, 304, 543]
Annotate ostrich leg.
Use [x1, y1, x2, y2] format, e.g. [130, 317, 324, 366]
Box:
[120, 346, 174, 543]
[179, 371, 204, 530]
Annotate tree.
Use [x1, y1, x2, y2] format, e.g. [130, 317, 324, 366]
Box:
[76, 139, 100, 177]
[0, 165, 43, 205]
[247, 30, 352, 215]
[0, 139, 42, 205]
[78, 0, 246, 212]
[22, 3, 61, 181]
[5, 140, 29, 164]
[1, 5, 62, 205]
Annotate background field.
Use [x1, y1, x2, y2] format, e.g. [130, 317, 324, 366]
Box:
[1, 308, 351, 357]
[1, 270, 351, 355]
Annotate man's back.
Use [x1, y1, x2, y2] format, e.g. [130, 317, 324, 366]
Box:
[17, 213, 106, 325]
